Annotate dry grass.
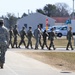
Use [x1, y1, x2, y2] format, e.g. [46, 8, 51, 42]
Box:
[13, 36, 74, 47]
[19, 52, 75, 72]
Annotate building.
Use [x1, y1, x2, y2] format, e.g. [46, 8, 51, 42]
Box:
[52, 17, 71, 25]
[17, 13, 55, 32]
[4, 18, 10, 28]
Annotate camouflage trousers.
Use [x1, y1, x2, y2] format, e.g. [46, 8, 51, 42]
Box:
[0, 45, 7, 63]
[35, 37, 41, 49]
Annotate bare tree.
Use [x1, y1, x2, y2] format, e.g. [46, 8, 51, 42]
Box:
[55, 3, 70, 17]
[6, 13, 18, 28]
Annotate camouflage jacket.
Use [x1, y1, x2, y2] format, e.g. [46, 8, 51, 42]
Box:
[0, 26, 9, 46]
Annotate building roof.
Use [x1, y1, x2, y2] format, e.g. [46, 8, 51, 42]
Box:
[18, 13, 55, 21]
[52, 17, 70, 23]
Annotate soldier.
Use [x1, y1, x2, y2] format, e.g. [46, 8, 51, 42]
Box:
[34, 25, 42, 49]
[48, 28, 56, 50]
[66, 27, 74, 50]
[0, 19, 9, 69]
[26, 27, 33, 49]
[18, 27, 26, 48]
[9, 27, 13, 48]
[12, 25, 19, 48]
[42, 30, 49, 49]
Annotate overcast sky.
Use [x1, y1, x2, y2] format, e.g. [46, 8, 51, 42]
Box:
[0, 0, 74, 17]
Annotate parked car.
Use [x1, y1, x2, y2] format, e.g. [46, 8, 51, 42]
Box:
[42, 26, 62, 34]
[51, 26, 62, 30]
[55, 25, 68, 37]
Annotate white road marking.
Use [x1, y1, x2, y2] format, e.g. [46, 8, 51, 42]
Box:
[5, 64, 19, 75]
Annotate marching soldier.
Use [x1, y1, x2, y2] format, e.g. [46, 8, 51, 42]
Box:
[42, 30, 49, 49]
[34, 25, 42, 49]
[66, 27, 74, 50]
[26, 27, 33, 49]
[18, 27, 26, 48]
[48, 28, 56, 50]
[9, 27, 13, 48]
[12, 25, 19, 48]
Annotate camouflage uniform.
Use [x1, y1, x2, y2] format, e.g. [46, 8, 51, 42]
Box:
[66, 27, 73, 50]
[0, 19, 9, 68]
[42, 30, 48, 49]
[34, 25, 42, 49]
[9, 27, 13, 48]
[26, 27, 33, 49]
[18, 27, 26, 48]
[12, 25, 19, 48]
[48, 28, 56, 50]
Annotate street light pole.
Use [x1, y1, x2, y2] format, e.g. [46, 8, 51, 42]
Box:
[73, 0, 74, 19]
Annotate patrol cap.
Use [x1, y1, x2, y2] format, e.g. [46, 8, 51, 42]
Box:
[22, 26, 25, 29]
[37, 25, 40, 28]
[15, 24, 17, 27]
[0, 19, 4, 26]
[29, 27, 32, 29]
[69, 26, 72, 30]
[51, 28, 54, 31]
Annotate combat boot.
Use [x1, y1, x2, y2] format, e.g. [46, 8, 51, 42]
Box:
[0, 62, 3, 69]
[1, 64, 3, 69]
[18, 46, 20, 48]
[54, 48, 56, 50]
[71, 48, 74, 50]
[48, 47, 51, 50]
[41, 46, 44, 49]
[31, 47, 33, 49]
[66, 48, 69, 50]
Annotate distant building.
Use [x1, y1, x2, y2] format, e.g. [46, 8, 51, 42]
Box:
[52, 17, 71, 25]
[4, 18, 10, 28]
[17, 13, 55, 32]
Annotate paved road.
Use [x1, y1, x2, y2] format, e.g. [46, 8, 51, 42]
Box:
[0, 48, 75, 75]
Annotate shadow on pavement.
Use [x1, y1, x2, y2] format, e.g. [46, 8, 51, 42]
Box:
[61, 71, 71, 73]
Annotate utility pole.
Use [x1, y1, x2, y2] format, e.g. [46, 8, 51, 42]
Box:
[73, 0, 74, 19]
[18, 13, 19, 18]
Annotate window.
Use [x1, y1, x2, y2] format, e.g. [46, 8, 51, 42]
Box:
[24, 24, 27, 28]
[61, 27, 67, 30]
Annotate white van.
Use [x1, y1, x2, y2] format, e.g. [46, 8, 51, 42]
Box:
[55, 25, 68, 37]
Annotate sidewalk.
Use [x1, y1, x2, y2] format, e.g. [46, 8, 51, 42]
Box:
[0, 50, 75, 75]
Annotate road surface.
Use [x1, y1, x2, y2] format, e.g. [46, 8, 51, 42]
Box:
[0, 47, 75, 75]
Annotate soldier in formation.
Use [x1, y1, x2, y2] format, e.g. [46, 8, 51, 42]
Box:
[66, 27, 74, 50]
[18, 27, 26, 48]
[42, 30, 49, 49]
[26, 27, 33, 49]
[9, 27, 13, 48]
[12, 25, 19, 48]
[34, 25, 42, 49]
[48, 28, 56, 50]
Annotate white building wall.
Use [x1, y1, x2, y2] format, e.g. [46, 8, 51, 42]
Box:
[71, 20, 75, 33]
[17, 13, 55, 32]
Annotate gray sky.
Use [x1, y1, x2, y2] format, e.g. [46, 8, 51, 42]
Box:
[0, 0, 74, 17]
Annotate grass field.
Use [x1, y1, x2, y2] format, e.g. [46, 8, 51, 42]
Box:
[13, 36, 75, 47]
